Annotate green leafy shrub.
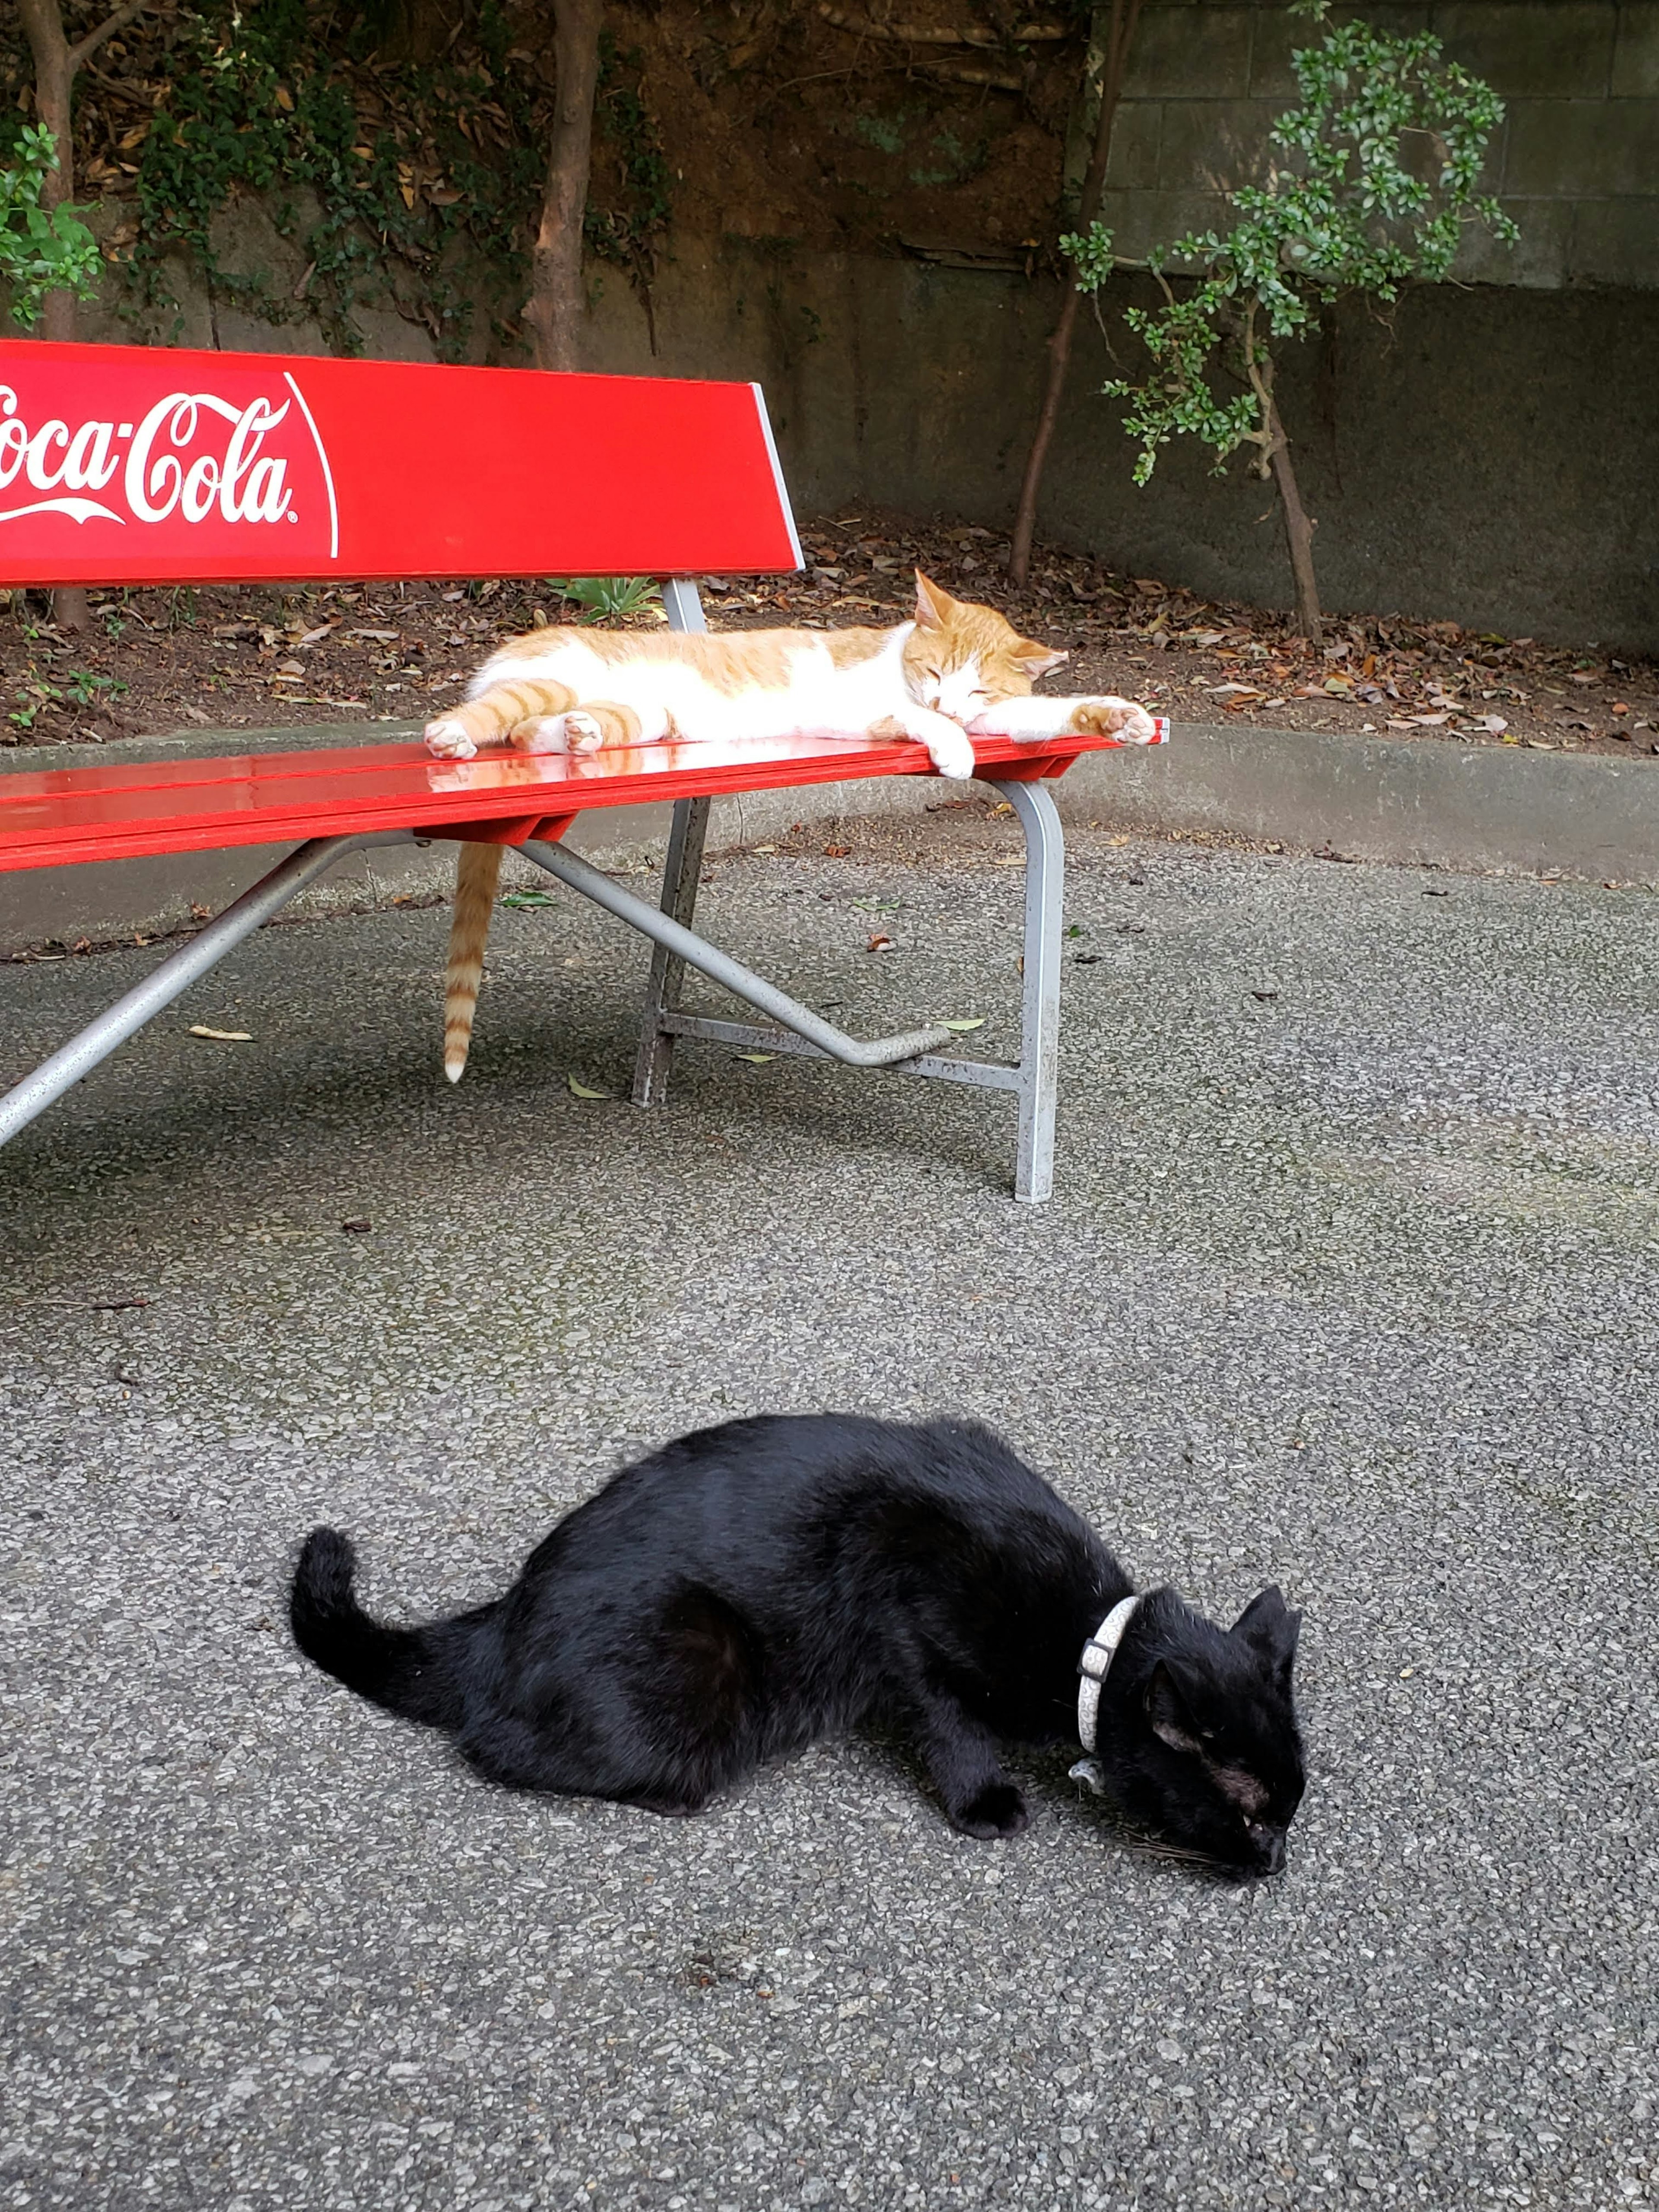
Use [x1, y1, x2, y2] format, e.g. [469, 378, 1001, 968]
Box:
[0, 124, 102, 331]
[1063, 1, 1518, 642]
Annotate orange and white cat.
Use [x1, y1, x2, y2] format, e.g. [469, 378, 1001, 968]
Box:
[425, 572, 1154, 1080]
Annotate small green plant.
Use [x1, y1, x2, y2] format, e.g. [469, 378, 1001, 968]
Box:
[9, 680, 62, 732]
[66, 671, 129, 707]
[1064, 1, 1517, 643]
[553, 577, 664, 623]
[0, 125, 102, 331]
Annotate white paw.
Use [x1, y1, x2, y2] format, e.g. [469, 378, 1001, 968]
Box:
[1071, 697, 1158, 746]
[927, 729, 977, 780]
[425, 718, 477, 760]
[563, 710, 606, 754]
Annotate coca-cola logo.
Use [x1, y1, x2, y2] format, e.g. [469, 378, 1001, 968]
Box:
[0, 370, 337, 554]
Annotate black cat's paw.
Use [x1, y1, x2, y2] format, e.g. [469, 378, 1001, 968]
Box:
[952, 1782, 1029, 1840]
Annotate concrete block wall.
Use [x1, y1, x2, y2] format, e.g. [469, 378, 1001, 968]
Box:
[1100, 0, 1659, 289]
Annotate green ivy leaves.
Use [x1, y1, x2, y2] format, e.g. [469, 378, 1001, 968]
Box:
[0, 125, 102, 331]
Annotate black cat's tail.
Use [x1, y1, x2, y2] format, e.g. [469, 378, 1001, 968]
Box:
[290, 1527, 477, 1732]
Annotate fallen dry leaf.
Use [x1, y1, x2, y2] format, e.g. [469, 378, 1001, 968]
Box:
[567, 1075, 610, 1098]
[867, 933, 893, 951]
[187, 1025, 253, 1042]
[734, 1052, 775, 1064]
[940, 1017, 986, 1032]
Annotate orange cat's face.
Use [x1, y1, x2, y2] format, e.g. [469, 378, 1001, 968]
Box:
[901, 571, 1066, 721]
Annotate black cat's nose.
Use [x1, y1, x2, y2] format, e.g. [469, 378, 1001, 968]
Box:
[1249, 1824, 1288, 1877]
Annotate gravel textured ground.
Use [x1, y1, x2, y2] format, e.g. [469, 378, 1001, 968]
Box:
[2, 818, 1656, 2212]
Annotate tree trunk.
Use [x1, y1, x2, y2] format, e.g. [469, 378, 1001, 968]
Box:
[1263, 393, 1322, 648]
[1008, 0, 1143, 588]
[523, 0, 606, 374]
[18, 0, 151, 633]
[17, 0, 72, 240]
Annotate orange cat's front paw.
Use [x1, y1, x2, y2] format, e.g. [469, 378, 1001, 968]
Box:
[1068, 697, 1158, 744]
[426, 717, 478, 760]
[562, 710, 609, 754]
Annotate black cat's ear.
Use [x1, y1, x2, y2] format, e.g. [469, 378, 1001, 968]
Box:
[1145, 1661, 1204, 1754]
[1233, 1585, 1302, 1673]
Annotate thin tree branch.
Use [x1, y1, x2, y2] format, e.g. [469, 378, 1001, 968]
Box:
[817, 6, 1067, 44]
[67, 0, 164, 73]
[1008, 0, 1144, 585]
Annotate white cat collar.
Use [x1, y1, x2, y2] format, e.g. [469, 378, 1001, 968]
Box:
[1076, 1594, 1143, 1753]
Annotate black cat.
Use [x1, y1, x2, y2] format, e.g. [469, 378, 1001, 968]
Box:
[290, 1414, 1305, 1876]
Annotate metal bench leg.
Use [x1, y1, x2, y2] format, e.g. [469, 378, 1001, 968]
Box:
[0, 833, 389, 1150]
[632, 793, 711, 1107]
[988, 778, 1063, 1205]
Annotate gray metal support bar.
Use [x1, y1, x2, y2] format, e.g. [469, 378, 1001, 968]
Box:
[660, 578, 709, 634]
[520, 836, 958, 1069]
[988, 777, 1064, 1204]
[655, 1012, 1022, 1092]
[0, 833, 385, 1150]
[632, 795, 712, 1106]
[633, 578, 713, 1106]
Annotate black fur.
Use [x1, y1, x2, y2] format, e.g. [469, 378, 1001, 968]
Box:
[290, 1414, 1306, 1875]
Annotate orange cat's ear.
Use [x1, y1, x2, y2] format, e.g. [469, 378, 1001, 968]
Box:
[1015, 640, 1068, 678]
[913, 571, 956, 630]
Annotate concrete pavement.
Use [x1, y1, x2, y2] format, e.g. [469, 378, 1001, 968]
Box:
[2, 814, 1655, 2210]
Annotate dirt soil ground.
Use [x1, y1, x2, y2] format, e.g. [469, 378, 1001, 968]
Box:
[5, 514, 1654, 761]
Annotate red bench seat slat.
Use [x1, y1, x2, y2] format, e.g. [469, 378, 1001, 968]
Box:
[0, 729, 1147, 873]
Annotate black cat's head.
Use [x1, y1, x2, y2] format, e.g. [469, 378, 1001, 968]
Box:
[1089, 1585, 1306, 1879]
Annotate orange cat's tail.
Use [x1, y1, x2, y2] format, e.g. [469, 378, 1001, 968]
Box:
[444, 842, 503, 1082]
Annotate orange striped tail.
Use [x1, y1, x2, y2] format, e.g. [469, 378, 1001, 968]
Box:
[443, 842, 504, 1081]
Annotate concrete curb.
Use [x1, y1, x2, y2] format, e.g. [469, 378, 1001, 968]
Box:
[2, 715, 1652, 953]
[1064, 721, 1659, 885]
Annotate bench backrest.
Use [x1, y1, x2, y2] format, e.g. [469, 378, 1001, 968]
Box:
[0, 340, 802, 590]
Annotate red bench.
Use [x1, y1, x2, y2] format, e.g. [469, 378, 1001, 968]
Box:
[0, 340, 1165, 1200]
